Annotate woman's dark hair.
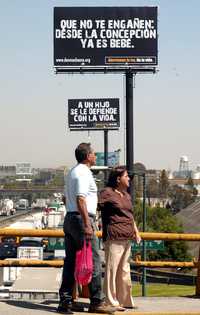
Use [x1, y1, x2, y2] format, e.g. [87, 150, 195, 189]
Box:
[75, 143, 92, 163]
[107, 166, 127, 188]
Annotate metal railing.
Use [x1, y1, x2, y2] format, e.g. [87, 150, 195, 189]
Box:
[1, 228, 200, 296]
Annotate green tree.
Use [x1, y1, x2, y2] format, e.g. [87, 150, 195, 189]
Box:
[186, 176, 194, 190]
[133, 201, 191, 261]
[168, 185, 196, 212]
[146, 178, 159, 202]
[159, 169, 169, 198]
[186, 176, 198, 197]
[133, 162, 146, 198]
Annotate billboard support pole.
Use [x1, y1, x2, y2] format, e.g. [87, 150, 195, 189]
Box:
[104, 130, 108, 166]
[126, 71, 134, 201]
[142, 173, 147, 296]
[104, 130, 108, 183]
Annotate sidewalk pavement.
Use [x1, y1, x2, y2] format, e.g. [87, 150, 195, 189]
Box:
[1, 297, 200, 315]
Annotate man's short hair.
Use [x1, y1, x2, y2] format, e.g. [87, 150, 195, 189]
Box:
[75, 143, 92, 163]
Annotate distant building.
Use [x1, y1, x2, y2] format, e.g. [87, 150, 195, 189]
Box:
[145, 169, 160, 182]
[179, 155, 190, 177]
[173, 156, 191, 178]
[33, 169, 53, 186]
[16, 162, 32, 175]
[31, 167, 65, 186]
[15, 162, 32, 182]
[0, 165, 16, 178]
[191, 165, 200, 180]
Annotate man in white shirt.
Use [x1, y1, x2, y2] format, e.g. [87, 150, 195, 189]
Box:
[57, 143, 114, 314]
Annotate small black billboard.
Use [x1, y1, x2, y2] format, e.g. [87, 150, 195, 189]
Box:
[54, 7, 158, 71]
[68, 98, 120, 130]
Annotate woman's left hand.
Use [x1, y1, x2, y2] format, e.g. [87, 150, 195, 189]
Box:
[135, 232, 142, 244]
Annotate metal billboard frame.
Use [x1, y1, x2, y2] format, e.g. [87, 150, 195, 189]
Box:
[54, 6, 158, 72]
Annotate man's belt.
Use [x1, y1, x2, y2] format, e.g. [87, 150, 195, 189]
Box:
[67, 211, 96, 219]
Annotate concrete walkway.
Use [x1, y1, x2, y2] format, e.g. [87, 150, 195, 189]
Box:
[1, 267, 200, 314]
[1, 297, 200, 315]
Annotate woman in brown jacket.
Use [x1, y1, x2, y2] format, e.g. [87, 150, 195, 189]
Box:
[98, 166, 141, 310]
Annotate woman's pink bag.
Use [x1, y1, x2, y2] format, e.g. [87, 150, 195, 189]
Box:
[74, 240, 93, 285]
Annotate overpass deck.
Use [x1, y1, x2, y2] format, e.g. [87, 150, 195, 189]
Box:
[1, 296, 200, 314]
[0, 268, 200, 314]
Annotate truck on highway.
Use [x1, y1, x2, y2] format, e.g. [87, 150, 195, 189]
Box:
[31, 198, 47, 210]
[0, 198, 16, 216]
[15, 199, 29, 211]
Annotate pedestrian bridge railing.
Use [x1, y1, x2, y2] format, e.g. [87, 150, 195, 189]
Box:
[1, 228, 200, 295]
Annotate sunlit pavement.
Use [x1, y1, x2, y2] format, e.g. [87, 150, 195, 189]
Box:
[1, 297, 200, 314]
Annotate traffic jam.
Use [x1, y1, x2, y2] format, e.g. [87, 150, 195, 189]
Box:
[0, 195, 66, 261]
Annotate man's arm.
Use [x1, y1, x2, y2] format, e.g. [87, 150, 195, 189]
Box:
[77, 195, 93, 239]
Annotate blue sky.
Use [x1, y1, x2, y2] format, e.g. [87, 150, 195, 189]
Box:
[0, 1, 200, 171]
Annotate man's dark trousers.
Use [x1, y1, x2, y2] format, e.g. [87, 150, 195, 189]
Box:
[59, 213, 104, 305]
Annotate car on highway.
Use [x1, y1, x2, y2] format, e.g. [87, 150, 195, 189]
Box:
[15, 198, 29, 211]
[19, 237, 48, 251]
[19, 237, 45, 248]
[0, 236, 18, 259]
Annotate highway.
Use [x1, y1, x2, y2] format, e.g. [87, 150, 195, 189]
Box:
[0, 209, 42, 228]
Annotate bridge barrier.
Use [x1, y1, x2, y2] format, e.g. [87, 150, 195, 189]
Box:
[0, 228, 200, 296]
[2, 229, 200, 240]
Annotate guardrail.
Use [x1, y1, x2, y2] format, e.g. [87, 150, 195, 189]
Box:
[0, 208, 41, 228]
[0, 229, 200, 296]
[2, 229, 200, 240]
